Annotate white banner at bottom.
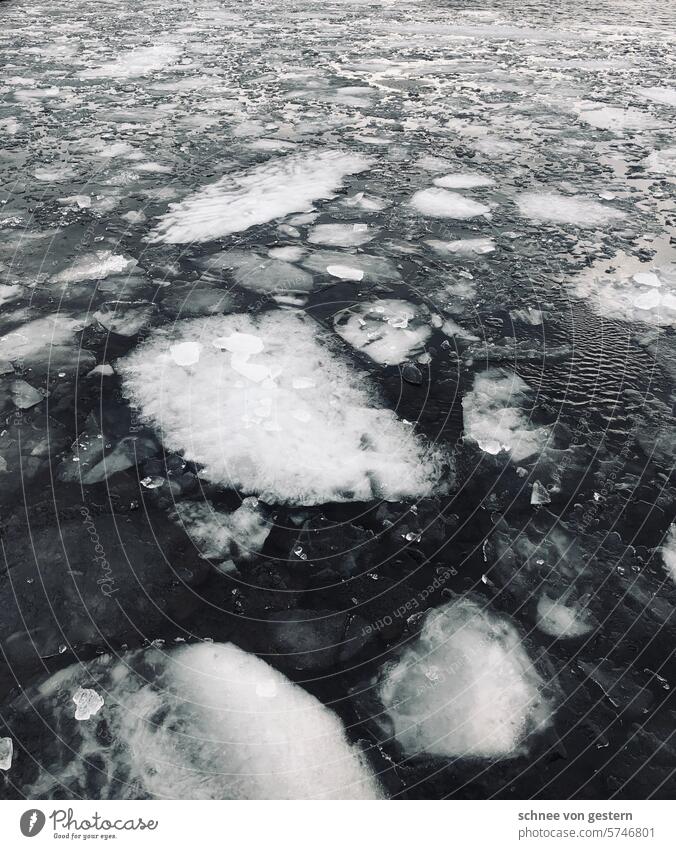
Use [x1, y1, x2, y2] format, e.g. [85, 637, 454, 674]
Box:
[0, 800, 672, 848]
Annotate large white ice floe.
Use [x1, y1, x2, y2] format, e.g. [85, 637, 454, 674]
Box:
[202, 250, 314, 294]
[80, 44, 182, 79]
[333, 299, 433, 365]
[573, 262, 676, 328]
[377, 598, 552, 760]
[150, 151, 371, 244]
[119, 311, 446, 505]
[516, 192, 626, 227]
[19, 643, 383, 799]
[410, 187, 491, 219]
[644, 146, 676, 176]
[636, 87, 676, 108]
[462, 369, 550, 462]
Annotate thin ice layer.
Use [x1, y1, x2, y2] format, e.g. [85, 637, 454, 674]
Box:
[18, 643, 382, 800]
[150, 151, 371, 244]
[462, 369, 550, 461]
[377, 598, 551, 760]
[119, 311, 445, 505]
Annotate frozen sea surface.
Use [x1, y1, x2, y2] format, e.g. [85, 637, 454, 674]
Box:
[0, 0, 675, 801]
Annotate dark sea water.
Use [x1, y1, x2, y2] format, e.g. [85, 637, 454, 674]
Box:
[0, 0, 674, 800]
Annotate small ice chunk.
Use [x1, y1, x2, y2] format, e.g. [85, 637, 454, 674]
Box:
[0, 737, 12, 771]
[175, 498, 271, 562]
[377, 598, 551, 760]
[10, 379, 44, 410]
[72, 687, 104, 721]
[213, 332, 264, 355]
[530, 480, 551, 505]
[516, 192, 626, 227]
[170, 341, 201, 366]
[433, 173, 494, 189]
[410, 188, 491, 219]
[87, 364, 115, 378]
[334, 299, 433, 365]
[308, 223, 375, 247]
[326, 264, 364, 281]
[536, 594, 594, 638]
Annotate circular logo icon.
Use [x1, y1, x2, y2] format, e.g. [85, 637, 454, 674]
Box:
[20, 810, 46, 838]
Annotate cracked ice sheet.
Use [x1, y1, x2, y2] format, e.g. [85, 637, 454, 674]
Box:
[150, 151, 372, 244]
[119, 311, 447, 505]
[80, 44, 183, 79]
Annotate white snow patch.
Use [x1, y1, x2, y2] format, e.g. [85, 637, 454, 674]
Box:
[516, 192, 626, 227]
[378, 598, 551, 760]
[119, 311, 445, 505]
[150, 151, 371, 244]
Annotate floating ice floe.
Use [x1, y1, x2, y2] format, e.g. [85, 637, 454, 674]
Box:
[432, 173, 494, 189]
[536, 594, 594, 639]
[19, 643, 382, 799]
[80, 44, 182, 79]
[150, 151, 371, 244]
[644, 146, 676, 176]
[301, 250, 401, 282]
[516, 191, 626, 226]
[333, 299, 433, 365]
[410, 188, 491, 219]
[72, 687, 104, 721]
[636, 87, 676, 108]
[0, 737, 12, 771]
[308, 223, 375, 247]
[326, 264, 364, 281]
[377, 598, 552, 760]
[573, 262, 676, 328]
[425, 237, 496, 256]
[51, 251, 137, 285]
[203, 250, 314, 295]
[575, 102, 665, 133]
[462, 369, 550, 461]
[662, 526, 676, 585]
[175, 497, 270, 562]
[119, 311, 445, 505]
